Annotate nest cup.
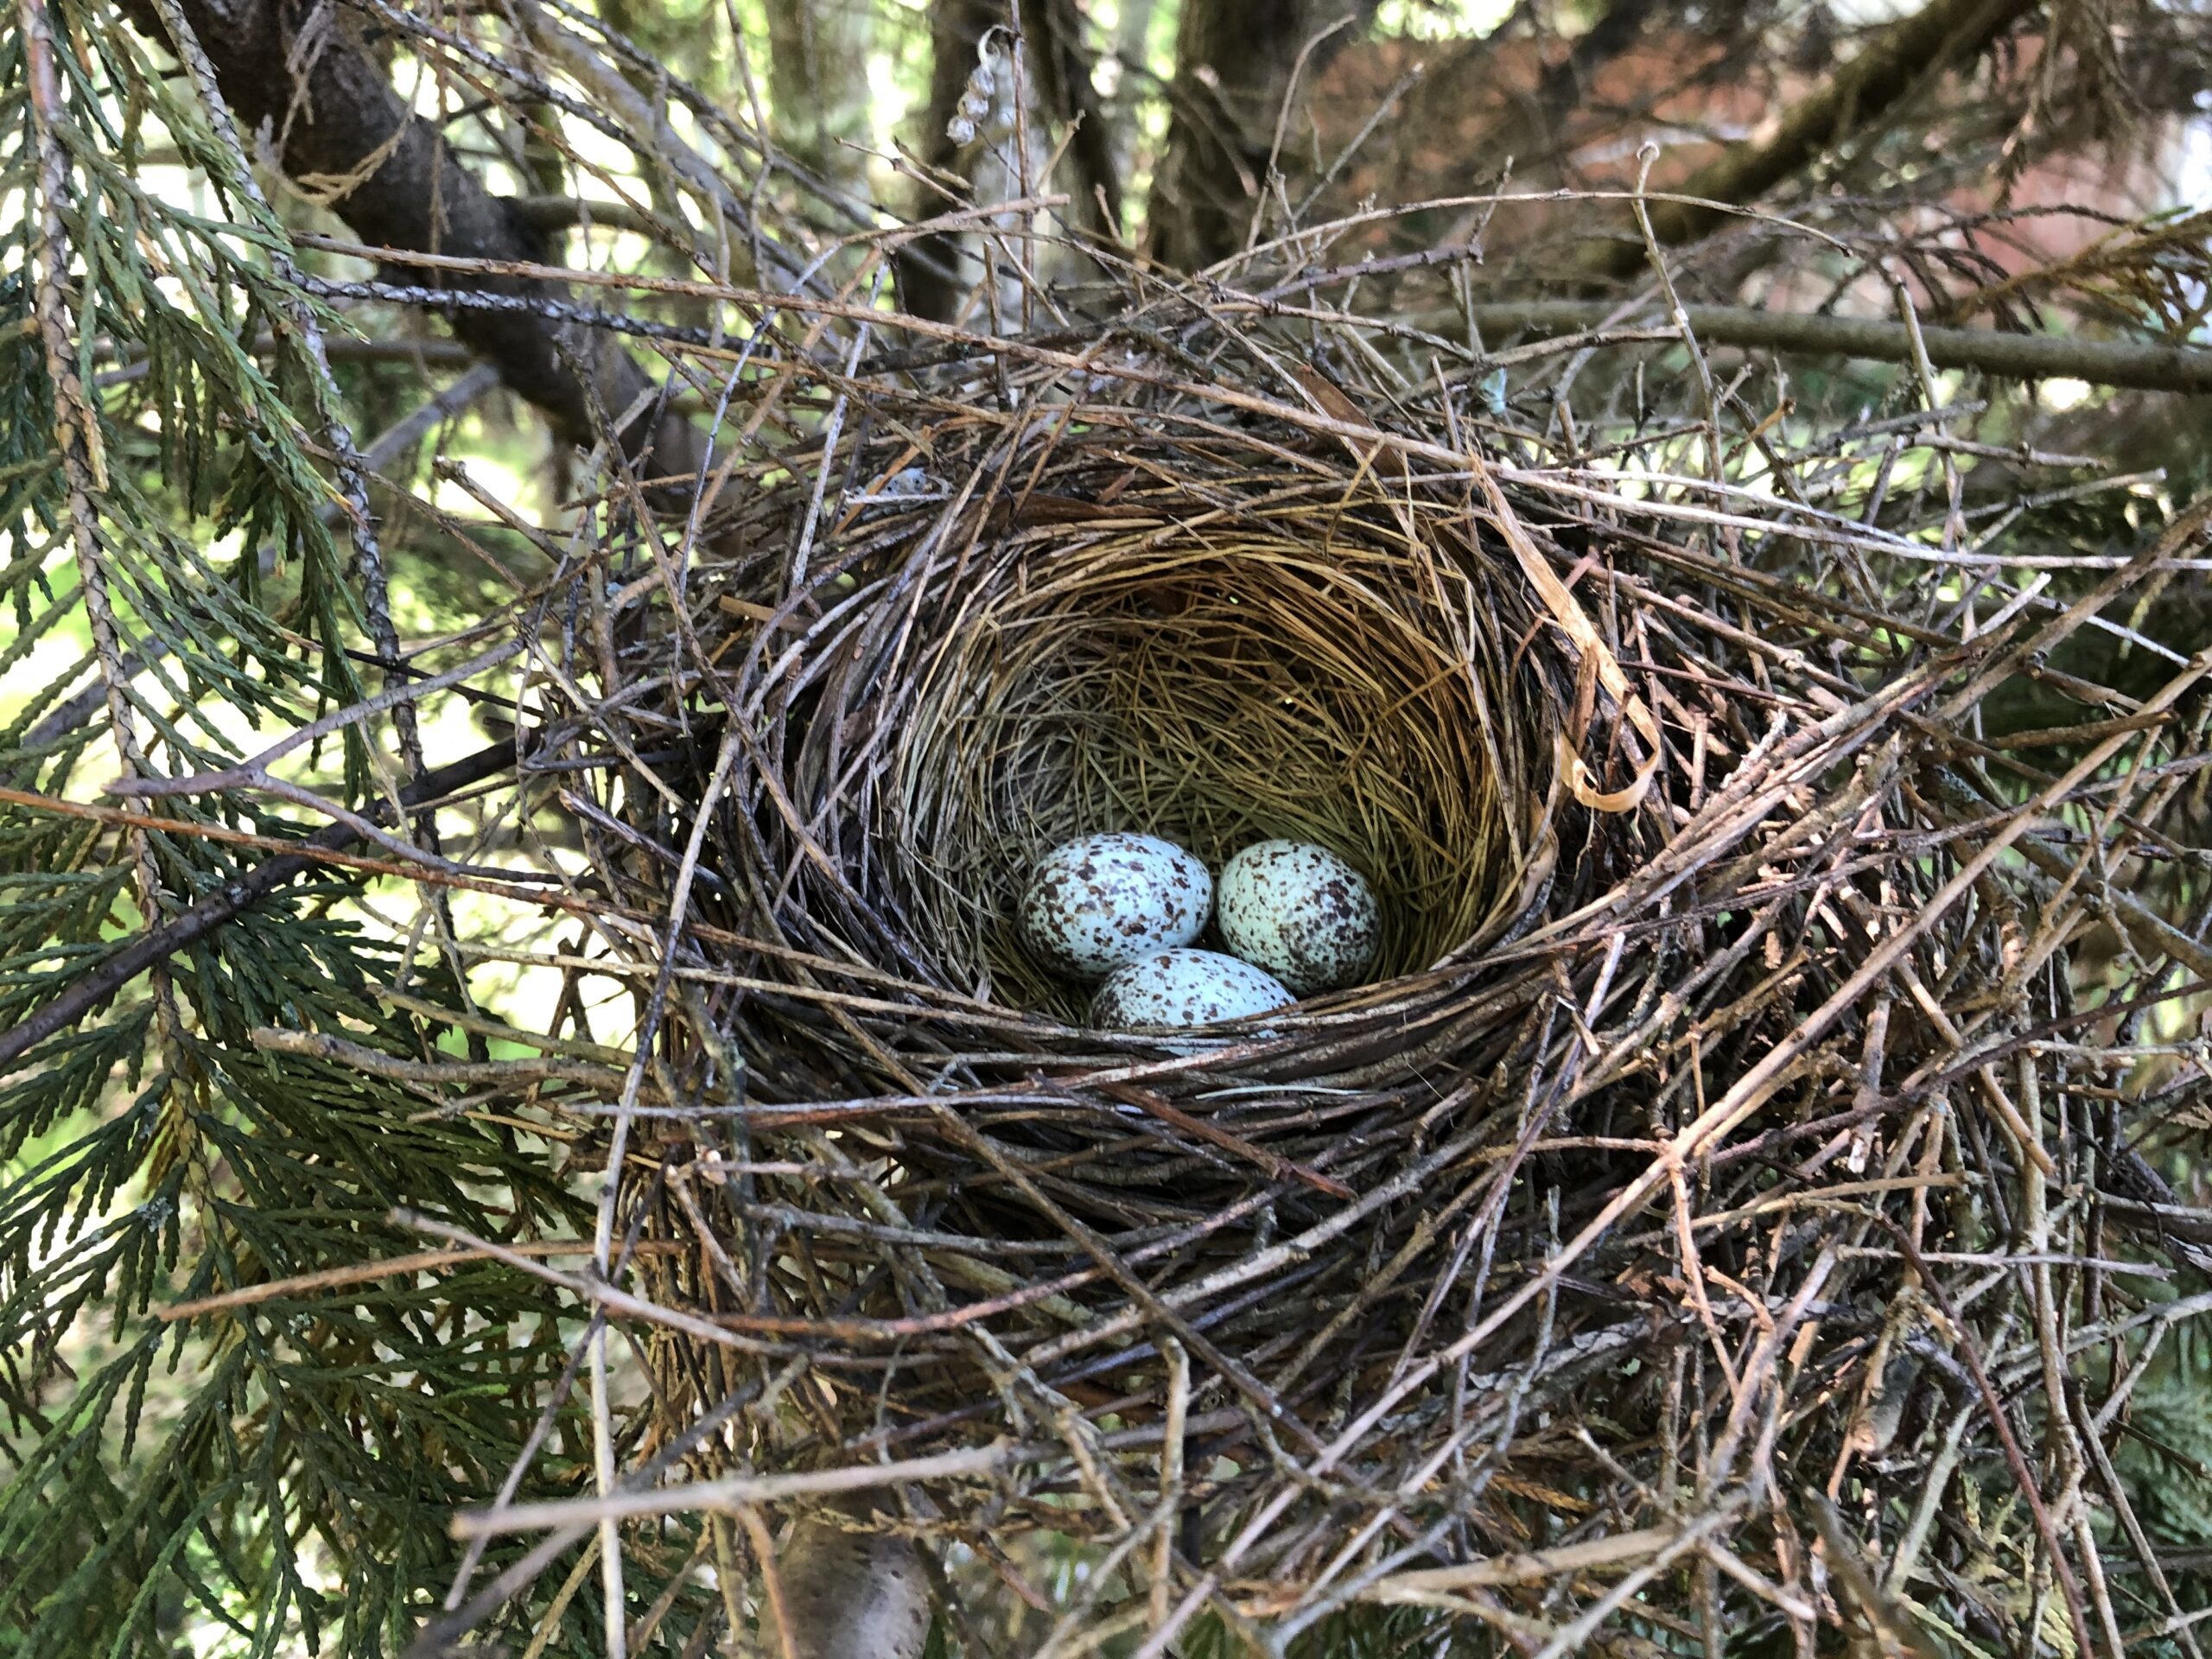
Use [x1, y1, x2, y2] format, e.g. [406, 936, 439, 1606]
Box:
[726, 459, 1563, 1048]
[896, 526, 1528, 1019]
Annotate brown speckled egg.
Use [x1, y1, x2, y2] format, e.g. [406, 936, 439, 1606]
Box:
[1020, 833, 1211, 979]
[1091, 949, 1294, 1030]
[1216, 840, 1380, 995]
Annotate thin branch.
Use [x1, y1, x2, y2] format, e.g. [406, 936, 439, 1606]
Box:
[507, 194, 663, 236]
[160, 1240, 686, 1322]
[448, 1446, 1018, 1536]
[120, 0, 705, 473]
[1449, 301, 2212, 393]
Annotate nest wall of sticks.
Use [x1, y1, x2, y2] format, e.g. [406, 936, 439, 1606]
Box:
[517, 289, 2212, 1650]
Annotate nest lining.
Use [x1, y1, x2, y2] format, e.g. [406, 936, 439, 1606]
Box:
[886, 522, 1529, 1020]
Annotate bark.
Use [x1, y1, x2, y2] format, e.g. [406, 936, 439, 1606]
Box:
[1146, 0, 1379, 271]
[129, 0, 704, 480]
[773, 1504, 932, 1659]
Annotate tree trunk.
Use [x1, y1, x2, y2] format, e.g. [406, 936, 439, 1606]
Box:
[1146, 0, 1378, 272]
[771, 1503, 932, 1659]
[1019, 0, 1125, 239]
[764, 0, 877, 198]
[1116, 0, 1158, 76]
[899, 0, 1006, 321]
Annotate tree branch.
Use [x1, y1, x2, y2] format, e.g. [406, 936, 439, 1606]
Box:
[124, 0, 705, 477]
[1589, 0, 2040, 277]
[1457, 300, 2212, 393]
[506, 194, 662, 237]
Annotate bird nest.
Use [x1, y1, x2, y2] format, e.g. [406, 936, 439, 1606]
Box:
[535, 299, 2207, 1653]
[734, 482, 1552, 1032]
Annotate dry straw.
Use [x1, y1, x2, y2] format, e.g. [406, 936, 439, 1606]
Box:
[500, 249, 2210, 1654]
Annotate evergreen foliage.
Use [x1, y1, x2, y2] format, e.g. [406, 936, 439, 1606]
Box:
[1, 8, 616, 1653]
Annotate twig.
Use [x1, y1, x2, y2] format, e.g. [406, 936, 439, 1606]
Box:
[1444, 301, 2212, 394]
[1357, 1526, 1681, 1599]
[160, 1240, 684, 1320]
[1874, 1219, 2097, 1659]
[249, 1027, 638, 1094]
[448, 1446, 1018, 1536]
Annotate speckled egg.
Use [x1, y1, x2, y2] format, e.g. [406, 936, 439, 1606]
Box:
[1215, 840, 1381, 995]
[1020, 833, 1212, 979]
[1091, 949, 1294, 1030]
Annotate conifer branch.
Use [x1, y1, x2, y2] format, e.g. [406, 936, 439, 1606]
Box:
[1587, 0, 2043, 275]
[0, 737, 526, 1071]
[119, 0, 709, 475]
